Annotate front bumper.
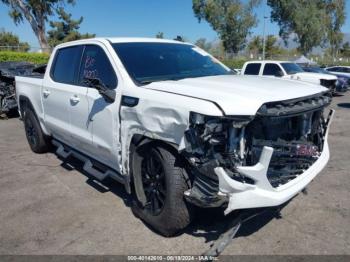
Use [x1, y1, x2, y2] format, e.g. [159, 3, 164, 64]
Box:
[216, 109, 334, 215]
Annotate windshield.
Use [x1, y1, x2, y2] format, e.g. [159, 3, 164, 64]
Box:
[281, 63, 304, 75]
[304, 67, 328, 74]
[112, 42, 231, 84]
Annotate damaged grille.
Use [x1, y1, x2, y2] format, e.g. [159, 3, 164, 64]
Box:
[251, 139, 320, 187]
[246, 93, 330, 187]
[257, 92, 331, 117]
[183, 92, 331, 207]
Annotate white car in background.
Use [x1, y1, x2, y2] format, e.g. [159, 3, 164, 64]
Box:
[325, 66, 350, 77]
[241, 60, 337, 93]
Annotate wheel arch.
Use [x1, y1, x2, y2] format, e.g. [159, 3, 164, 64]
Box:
[19, 95, 50, 136]
[126, 133, 192, 201]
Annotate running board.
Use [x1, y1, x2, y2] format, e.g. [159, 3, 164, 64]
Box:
[52, 140, 124, 184]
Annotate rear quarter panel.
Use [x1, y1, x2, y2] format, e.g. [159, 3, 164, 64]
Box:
[15, 76, 49, 134]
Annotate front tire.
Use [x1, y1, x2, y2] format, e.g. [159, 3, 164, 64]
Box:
[131, 142, 193, 236]
[23, 108, 50, 153]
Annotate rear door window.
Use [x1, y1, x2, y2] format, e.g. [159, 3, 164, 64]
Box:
[244, 63, 261, 75]
[78, 45, 117, 89]
[51, 46, 82, 84]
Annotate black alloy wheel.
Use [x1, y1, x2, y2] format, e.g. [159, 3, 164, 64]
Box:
[23, 108, 51, 153]
[131, 142, 193, 236]
[141, 150, 167, 216]
[25, 115, 38, 148]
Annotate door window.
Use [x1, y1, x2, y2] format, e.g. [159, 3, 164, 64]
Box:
[263, 63, 283, 76]
[78, 45, 117, 89]
[244, 63, 261, 75]
[51, 46, 82, 84]
[339, 67, 350, 73]
[328, 67, 339, 72]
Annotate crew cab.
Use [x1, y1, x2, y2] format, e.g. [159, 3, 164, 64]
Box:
[241, 60, 337, 92]
[16, 38, 334, 236]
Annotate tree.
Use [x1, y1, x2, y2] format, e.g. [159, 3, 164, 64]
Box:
[195, 38, 212, 51]
[0, 0, 75, 51]
[0, 28, 30, 51]
[247, 35, 281, 58]
[47, 8, 95, 47]
[265, 35, 282, 58]
[192, 0, 261, 54]
[267, 0, 328, 55]
[156, 32, 164, 39]
[247, 36, 262, 56]
[340, 42, 350, 57]
[324, 0, 346, 58]
[208, 40, 226, 58]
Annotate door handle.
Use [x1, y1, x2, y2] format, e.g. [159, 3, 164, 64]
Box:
[70, 95, 80, 103]
[43, 89, 50, 97]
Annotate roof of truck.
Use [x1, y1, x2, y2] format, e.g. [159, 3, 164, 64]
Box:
[245, 60, 292, 64]
[55, 37, 193, 49]
[106, 37, 191, 44]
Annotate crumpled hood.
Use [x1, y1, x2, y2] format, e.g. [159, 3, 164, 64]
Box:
[146, 75, 328, 115]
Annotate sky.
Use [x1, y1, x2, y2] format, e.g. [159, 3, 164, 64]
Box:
[0, 0, 350, 48]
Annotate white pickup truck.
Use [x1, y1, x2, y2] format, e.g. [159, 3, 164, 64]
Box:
[241, 60, 338, 93]
[16, 38, 334, 236]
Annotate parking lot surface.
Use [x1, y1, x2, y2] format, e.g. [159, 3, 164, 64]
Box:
[0, 93, 349, 255]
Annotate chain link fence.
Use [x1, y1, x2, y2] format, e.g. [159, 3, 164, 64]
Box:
[0, 45, 52, 53]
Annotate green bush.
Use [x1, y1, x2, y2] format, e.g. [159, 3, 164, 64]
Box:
[0, 51, 49, 64]
[222, 58, 247, 69]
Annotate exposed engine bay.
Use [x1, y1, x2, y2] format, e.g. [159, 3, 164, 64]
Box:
[0, 62, 45, 117]
[183, 92, 332, 208]
[0, 73, 17, 116]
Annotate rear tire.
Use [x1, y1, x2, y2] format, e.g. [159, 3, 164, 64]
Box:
[131, 142, 193, 237]
[23, 108, 50, 153]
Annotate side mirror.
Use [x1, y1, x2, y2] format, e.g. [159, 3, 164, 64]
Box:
[83, 77, 116, 103]
[275, 70, 284, 77]
[100, 89, 116, 103]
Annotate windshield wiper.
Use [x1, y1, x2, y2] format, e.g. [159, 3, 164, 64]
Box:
[139, 77, 183, 85]
[139, 80, 154, 85]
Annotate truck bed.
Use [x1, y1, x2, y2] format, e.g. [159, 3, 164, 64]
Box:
[16, 75, 44, 86]
[15, 75, 44, 118]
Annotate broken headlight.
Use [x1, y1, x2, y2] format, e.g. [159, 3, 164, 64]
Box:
[184, 112, 254, 159]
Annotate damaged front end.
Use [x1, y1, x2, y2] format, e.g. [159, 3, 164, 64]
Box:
[182, 92, 334, 213]
[0, 73, 17, 117]
[0, 62, 44, 117]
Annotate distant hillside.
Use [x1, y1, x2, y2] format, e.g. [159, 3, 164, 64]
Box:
[275, 33, 350, 54]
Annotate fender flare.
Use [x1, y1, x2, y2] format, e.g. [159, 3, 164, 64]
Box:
[128, 134, 191, 205]
[18, 95, 50, 136]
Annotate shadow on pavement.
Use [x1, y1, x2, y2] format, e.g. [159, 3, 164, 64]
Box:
[52, 150, 288, 253]
[333, 93, 344, 97]
[185, 206, 284, 242]
[337, 103, 350, 109]
[57, 153, 132, 208]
